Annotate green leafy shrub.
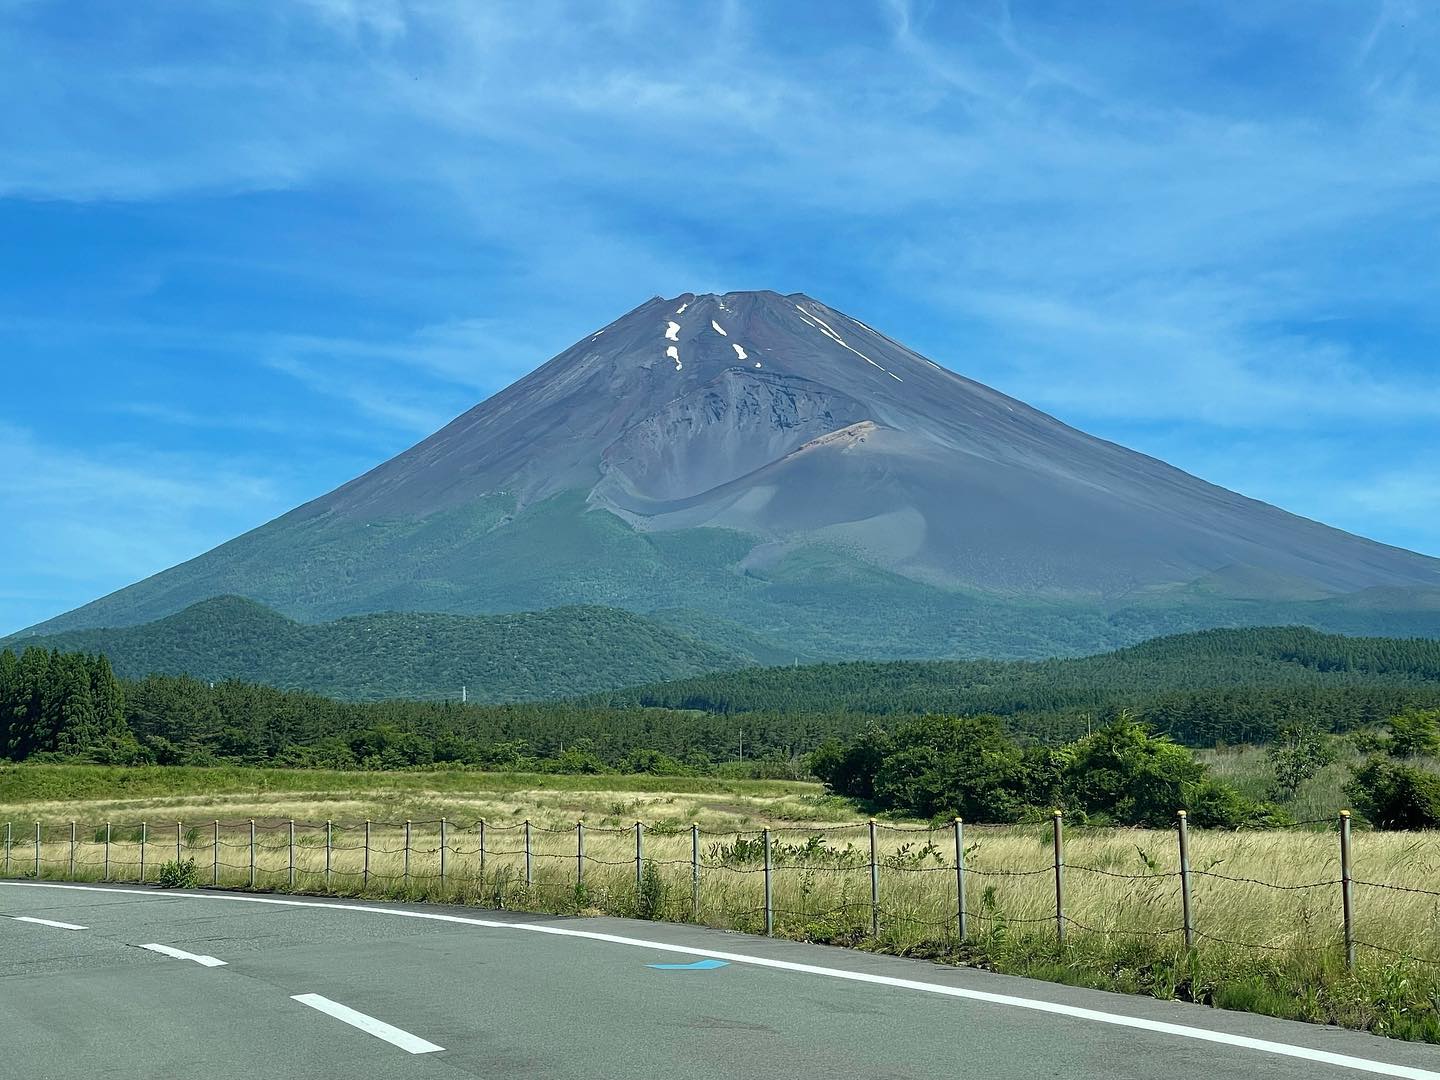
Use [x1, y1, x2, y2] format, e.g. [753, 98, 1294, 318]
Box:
[1062, 717, 1206, 827]
[1347, 756, 1440, 829]
[1388, 710, 1440, 759]
[809, 725, 891, 801]
[870, 714, 1031, 821]
[637, 860, 666, 920]
[156, 858, 201, 888]
[1186, 778, 1289, 828]
[1267, 722, 1338, 797]
[811, 713, 1280, 826]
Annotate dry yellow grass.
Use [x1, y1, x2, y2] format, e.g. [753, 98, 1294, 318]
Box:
[6, 783, 1438, 967]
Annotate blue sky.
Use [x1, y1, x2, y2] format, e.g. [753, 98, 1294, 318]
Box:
[2, 0, 1438, 635]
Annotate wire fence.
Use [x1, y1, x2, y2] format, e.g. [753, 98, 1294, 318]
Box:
[2, 811, 1436, 969]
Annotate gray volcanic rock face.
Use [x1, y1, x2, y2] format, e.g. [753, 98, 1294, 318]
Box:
[18, 289, 1440, 649]
[313, 289, 1440, 596]
[596, 369, 869, 508]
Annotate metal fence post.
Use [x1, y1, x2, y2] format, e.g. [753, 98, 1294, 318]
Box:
[691, 822, 700, 921]
[288, 819, 296, 887]
[524, 820, 533, 888]
[478, 819, 486, 880]
[1052, 810, 1066, 946]
[954, 818, 966, 941]
[69, 821, 76, 877]
[213, 821, 220, 886]
[139, 821, 147, 882]
[868, 819, 879, 938]
[101, 822, 108, 881]
[325, 821, 332, 888]
[763, 826, 773, 937]
[177, 820, 183, 864]
[404, 820, 412, 886]
[635, 821, 645, 891]
[249, 820, 256, 888]
[1340, 810, 1355, 971]
[577, 821, 585, 887]
[35, 821, 42, 879]
[1177, 810, 1194, 950]
[363, 820, 371, 887]
[4, 821, 11, 876]
[439, 818, 447, 886]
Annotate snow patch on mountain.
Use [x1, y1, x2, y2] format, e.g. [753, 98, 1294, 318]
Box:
[795, 304, 902, 382]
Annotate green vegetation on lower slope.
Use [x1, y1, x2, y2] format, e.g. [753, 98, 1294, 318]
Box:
[24, 490, 1440, 664]
[6, 596, 753, 701]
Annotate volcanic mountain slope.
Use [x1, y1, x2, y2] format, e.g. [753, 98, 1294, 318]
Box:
[18, 290, 1440, 659]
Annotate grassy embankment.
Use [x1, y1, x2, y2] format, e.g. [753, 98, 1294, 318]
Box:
[4, 763, 1439, 1042]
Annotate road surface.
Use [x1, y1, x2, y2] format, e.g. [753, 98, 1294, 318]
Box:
[2, 880, 1437, 1079]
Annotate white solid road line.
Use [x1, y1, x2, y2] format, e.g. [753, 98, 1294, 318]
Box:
[291, 993, 444, 1055]
[8, 915, 88, 930]
[137, 943, 227, 967]
[4, 882, 1436, 1080]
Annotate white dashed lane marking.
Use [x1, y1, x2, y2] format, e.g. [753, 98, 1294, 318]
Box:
[7, 915, 88, 930]
[137, 942, 227, 967]
[292, 994, 444, 1055]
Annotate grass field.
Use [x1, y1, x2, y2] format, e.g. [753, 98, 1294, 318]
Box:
[0, 763, 825, 830]
[5, 763, 1440, 1042]
[1200, 744, 1360, 822]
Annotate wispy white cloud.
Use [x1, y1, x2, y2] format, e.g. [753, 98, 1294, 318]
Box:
[945, 284, 1440, 428]
[108, 402, 301, 436]
[264, 352, 455, 434]
[255, 315, 580, 434]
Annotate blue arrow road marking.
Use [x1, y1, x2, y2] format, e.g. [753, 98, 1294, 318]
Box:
[648, 958, 730, 970]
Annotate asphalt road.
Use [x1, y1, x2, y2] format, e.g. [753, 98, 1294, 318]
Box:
[2, 881, 1437, 1080]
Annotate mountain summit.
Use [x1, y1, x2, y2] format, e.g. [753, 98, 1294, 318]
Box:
[20, 291, 1440, 658]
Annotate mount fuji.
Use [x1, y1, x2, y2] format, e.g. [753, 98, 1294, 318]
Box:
[15, 291, 1440, 663]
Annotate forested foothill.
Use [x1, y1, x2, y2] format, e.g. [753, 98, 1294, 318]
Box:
[4, 625, 1440, 829]
[597, 626, 1440, 745]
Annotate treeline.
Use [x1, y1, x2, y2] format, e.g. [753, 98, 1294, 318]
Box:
[0, 649, 135, 762]
[0, 647, 845, 774]
[811, 714, 1284, 828]
[811, 708, 1440, 830]
[597, 627, 1440, 746]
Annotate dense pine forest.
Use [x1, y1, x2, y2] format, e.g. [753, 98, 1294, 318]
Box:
[3, 628, 1440, 777]
[0, 645, 816, 774]
[597, 627, 1440, 745]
